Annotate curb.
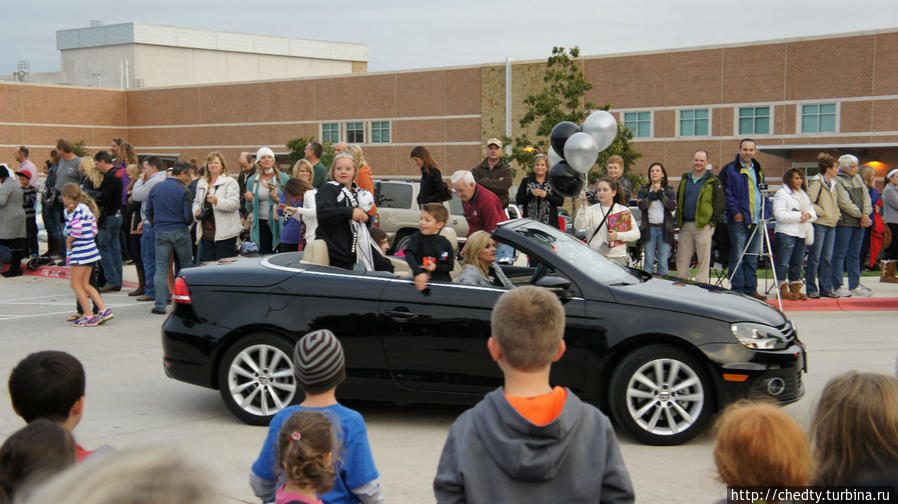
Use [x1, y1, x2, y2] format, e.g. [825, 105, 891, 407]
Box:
[767, 297, 898, 312]
[3, 263, 139, 289]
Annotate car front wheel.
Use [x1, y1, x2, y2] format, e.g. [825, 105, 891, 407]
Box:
[609, 345, 713, 445]
[217, 333, 298, 425]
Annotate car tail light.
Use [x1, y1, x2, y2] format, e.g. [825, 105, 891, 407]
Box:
[173, 277, 192, 304]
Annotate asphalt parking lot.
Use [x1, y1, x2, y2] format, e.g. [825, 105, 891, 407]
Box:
[1, 271, 896, 503]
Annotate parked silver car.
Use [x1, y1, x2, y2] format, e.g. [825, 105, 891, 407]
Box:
[373, 180, 469, 252]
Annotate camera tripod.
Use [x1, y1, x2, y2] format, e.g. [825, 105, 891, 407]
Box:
[728, 187, 783, 312]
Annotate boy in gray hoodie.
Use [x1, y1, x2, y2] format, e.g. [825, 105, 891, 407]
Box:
[433, 286, 634, 503]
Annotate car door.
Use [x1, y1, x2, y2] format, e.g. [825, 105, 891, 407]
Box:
[378, 276, 590, 397]
[277, 267, 391, 386]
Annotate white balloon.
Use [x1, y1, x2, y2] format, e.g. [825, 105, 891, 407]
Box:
[563, 132, 600, 175]
[581, 110, 618, 152]
[547, 146, 562, 167]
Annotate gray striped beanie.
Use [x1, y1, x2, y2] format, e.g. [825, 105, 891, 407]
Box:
[293, 329, 346, 394]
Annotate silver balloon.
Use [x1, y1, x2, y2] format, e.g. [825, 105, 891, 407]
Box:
[581, 110, 618, 152]
[547, 146, 562, 167]
[563, 132, 599, 175]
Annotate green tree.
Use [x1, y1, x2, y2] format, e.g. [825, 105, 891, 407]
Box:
[286, 137, 335, 173]
[72, 140, 90, 158]
[506, 46, 641, 186]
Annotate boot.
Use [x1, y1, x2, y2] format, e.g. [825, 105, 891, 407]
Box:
[1, 243, 24, 278]
[779, 282, 800, 301]
[129, 269, 146, 296]
[882, 260, 898, 284]
[790, 282, 808, 300]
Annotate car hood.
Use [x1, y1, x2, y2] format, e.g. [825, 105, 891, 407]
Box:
[181, 257, 289, 287]
[608, 275, 786, 326]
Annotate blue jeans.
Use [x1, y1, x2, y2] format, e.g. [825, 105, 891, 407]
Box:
[97, 214, 123, 287]
[197, 237, 237, 263]
[643, 227, 671, 275]
[154, 228, 194, 310]
[496, 242, 514, 264]
[773, 232, 806, 283]
[42, 201, 61, 243]
[805, 224, 836, 296]
[727, 217, 761, 294]
[832, 225, 864, 290]
[141, 224, 156, 299]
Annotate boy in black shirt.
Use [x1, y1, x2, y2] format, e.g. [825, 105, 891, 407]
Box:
[405, 203, 454, 290]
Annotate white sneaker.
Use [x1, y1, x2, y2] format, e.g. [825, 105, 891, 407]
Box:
[834, 287, 852, 297]
[850, 286, 872, 298]
[857, 284, 872, 295]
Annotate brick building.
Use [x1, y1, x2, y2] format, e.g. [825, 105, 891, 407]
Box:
[2, 28, 896, 185]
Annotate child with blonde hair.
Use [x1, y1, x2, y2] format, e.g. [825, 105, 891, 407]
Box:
[61, 182, 113, 326]
[276, 411, 338, 504]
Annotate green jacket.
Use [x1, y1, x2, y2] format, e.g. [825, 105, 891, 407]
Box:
[676, 173, 725, 229]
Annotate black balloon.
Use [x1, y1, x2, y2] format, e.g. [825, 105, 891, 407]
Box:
[548, 161, 585, 198]
[550, 121, 581, 159]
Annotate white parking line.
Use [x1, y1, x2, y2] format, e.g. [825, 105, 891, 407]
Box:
[0, 303, 152, 321]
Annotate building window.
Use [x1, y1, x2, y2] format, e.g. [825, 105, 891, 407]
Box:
[801, 103, 837, 133]
[346, 121, 364, 143]
[623, 111, 651, 138]
[371, 121, 390, 143]
[738, 106, 770, 135]
[679, 109, 709, 136]
[321, 123, 340, 144]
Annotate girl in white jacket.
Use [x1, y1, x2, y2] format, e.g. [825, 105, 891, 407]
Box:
[575, 178, 640, 266]
[773, 168, 817, 299]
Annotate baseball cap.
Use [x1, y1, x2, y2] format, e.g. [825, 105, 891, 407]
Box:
[486, 138, 503, 148]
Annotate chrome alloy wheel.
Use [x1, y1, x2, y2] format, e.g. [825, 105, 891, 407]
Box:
[624, 358, 705, 436]
[225, 344, 296, 417]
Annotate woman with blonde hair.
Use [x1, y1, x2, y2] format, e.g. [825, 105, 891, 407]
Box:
[713, 401, 812, 495]
[457, 230, 514, 288]
[291, 159, 318, 245]
[859, 164, 883, 272]
[61, 182, 113, 327]
[811, 371, 898, 485]
[193, 151, 241, 261]
[78, 157, 103, 199]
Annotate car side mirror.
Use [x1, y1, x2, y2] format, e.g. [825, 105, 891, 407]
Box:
[535, 275, 572, 299]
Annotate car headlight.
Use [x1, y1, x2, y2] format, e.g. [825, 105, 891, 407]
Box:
[731, 322, 788, 350]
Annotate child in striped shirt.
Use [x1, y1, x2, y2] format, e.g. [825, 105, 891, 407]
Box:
[61, 183, 114, 327]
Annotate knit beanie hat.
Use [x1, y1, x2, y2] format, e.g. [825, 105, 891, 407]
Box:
[293, 329, 346, 395]
[256, 146, 275, 161]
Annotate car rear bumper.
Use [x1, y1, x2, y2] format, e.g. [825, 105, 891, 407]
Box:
[161, 307, 220, 389]
[700, 341, 806, 409]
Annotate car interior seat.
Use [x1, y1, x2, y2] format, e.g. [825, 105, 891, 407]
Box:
[388, 256, 412, 276]
[300, 239, 330, 266]
[440, 227, 463, 281]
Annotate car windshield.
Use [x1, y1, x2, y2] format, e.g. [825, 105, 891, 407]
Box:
[509, 221, 640, 285]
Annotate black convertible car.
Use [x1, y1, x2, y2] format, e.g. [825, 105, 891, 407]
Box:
[162, 219, 805, 445]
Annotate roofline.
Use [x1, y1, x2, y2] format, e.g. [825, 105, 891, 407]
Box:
[475, 26, 898, 67]
[56, 21, 368, 51]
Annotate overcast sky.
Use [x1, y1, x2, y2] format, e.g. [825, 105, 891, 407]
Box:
[5, 0, 898, 74]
